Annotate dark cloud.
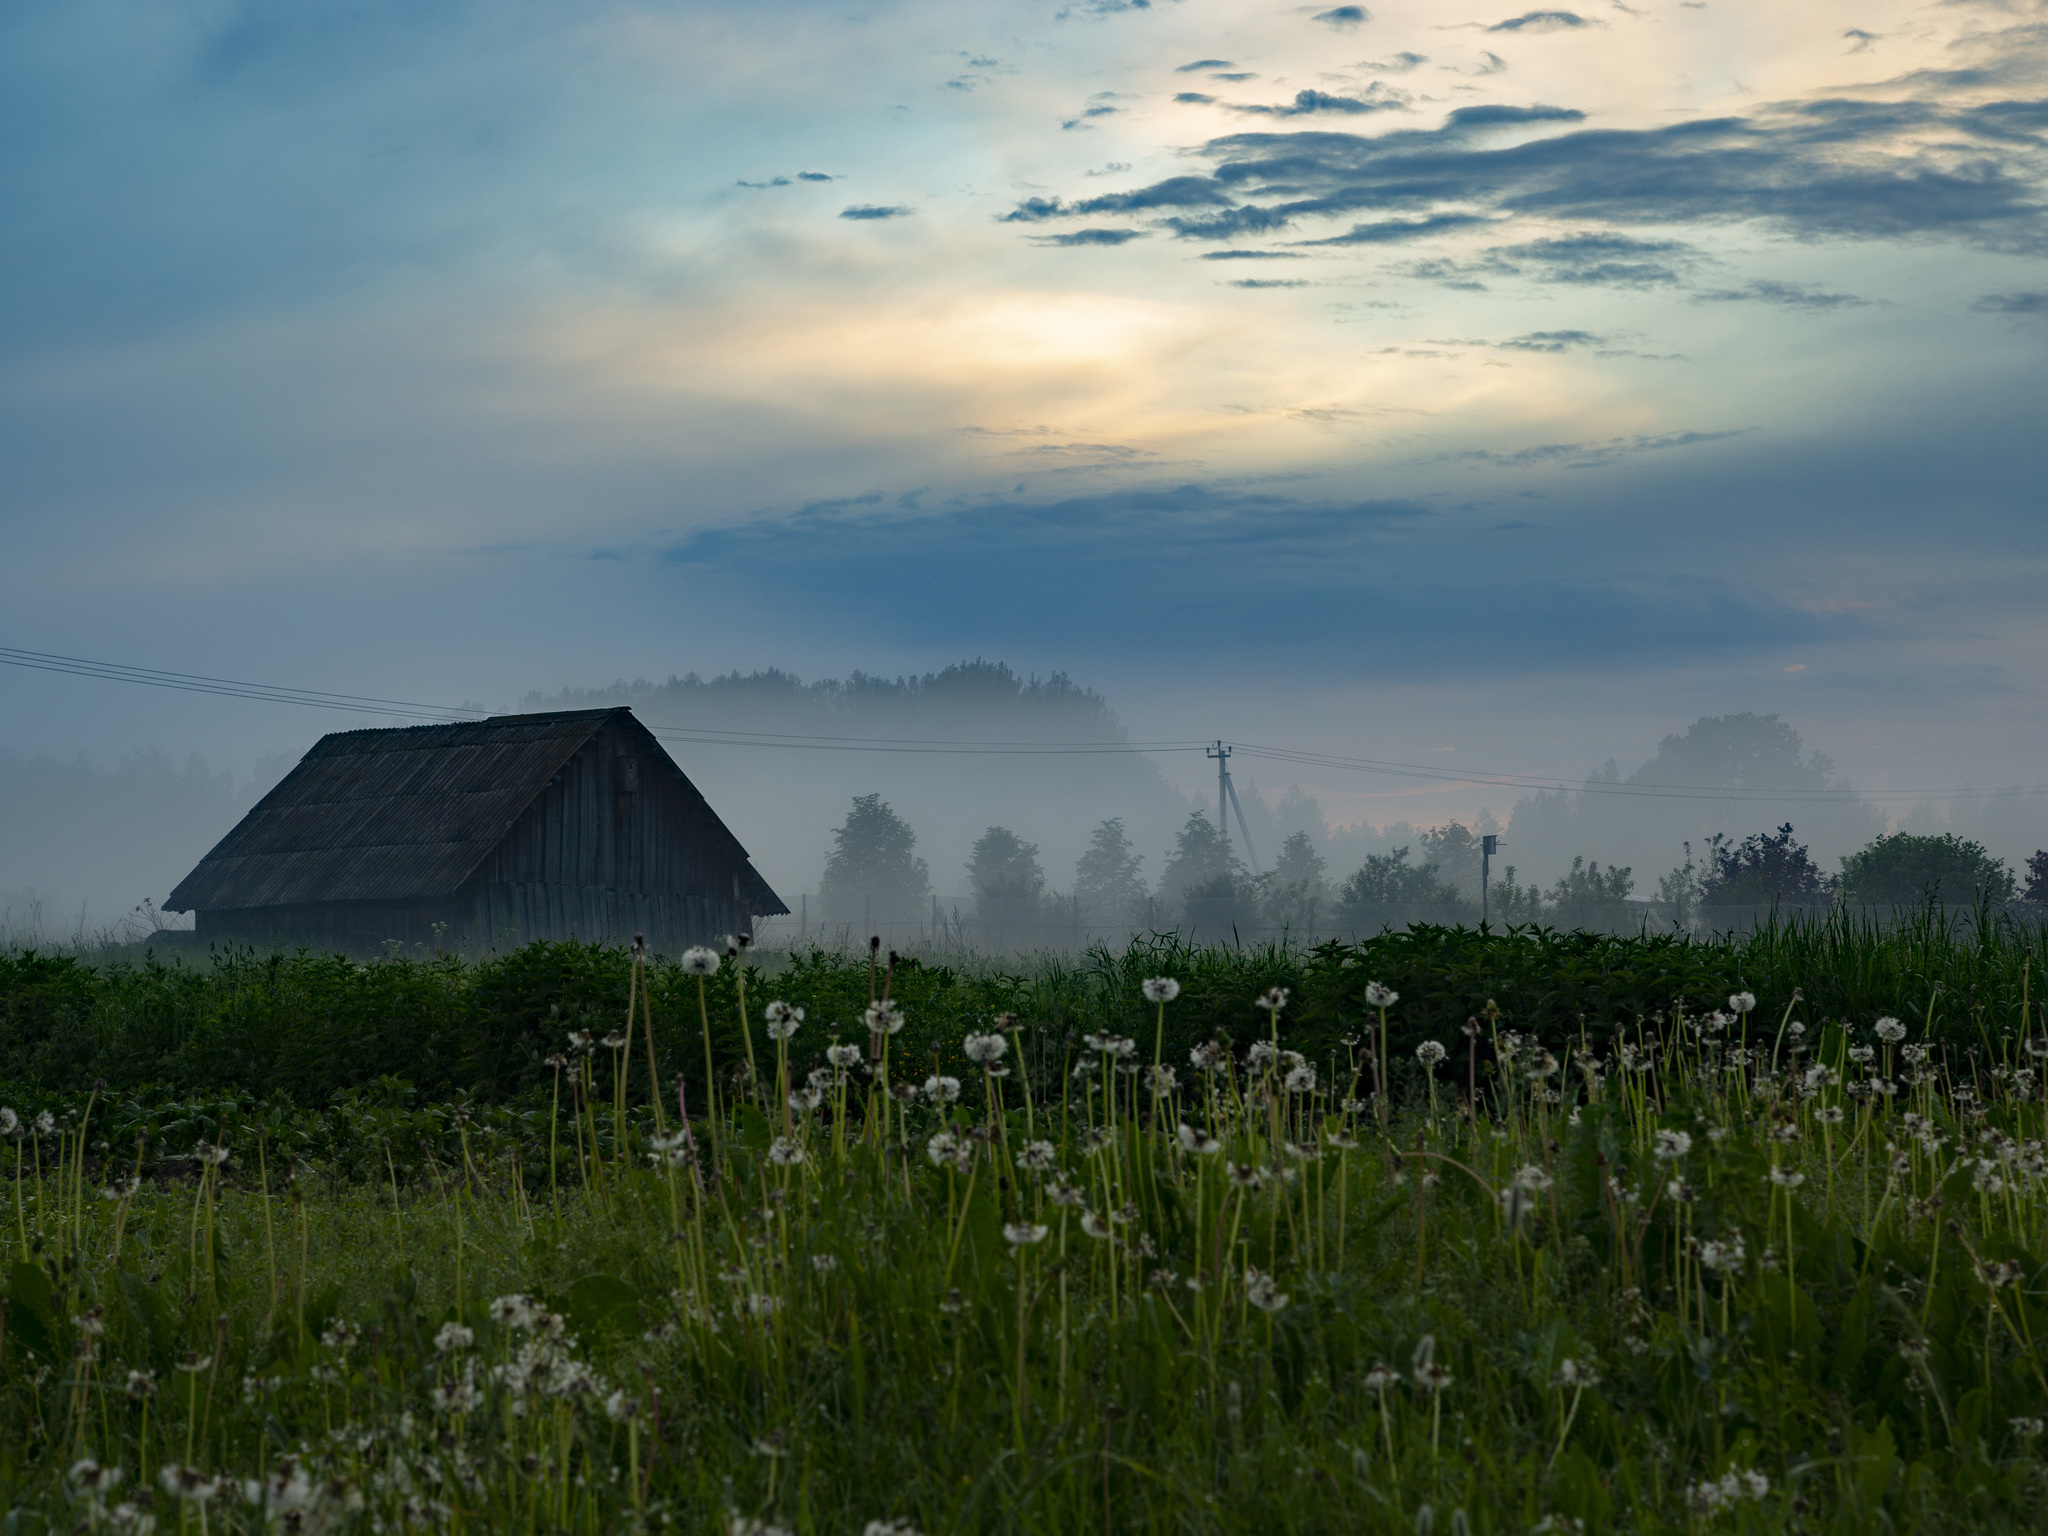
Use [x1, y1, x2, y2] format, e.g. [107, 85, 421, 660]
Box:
[1232, 88, 1407, 117]
[1364, 52, 1428, 71]
[1000, 176, 1236, 223]
[1843, 29, 1878, 54]
[1198, 250, 1308, 259]
[1007, 92, 2048, 246]
[796, 172, 835, 182]
[1487, 11, 1595, 31]
[1302, 212, 1493, 244]
[1490, 232, 1695, 285]
[1314, 7, 1370, 28]
[1497, 329, 1604, 350]
[1210, 72, 1256, 82]
[1972, 290, 2048, 314]
[1175, 91, 1216, 104]
[1443, 103, 1586, 128]
[1176, 59, 1234, 71]
[839, 204, 913, 220]
[1228, 278, 1311, 287]
[1441, 428, 1748, 469]
[659, 479, 1864, 680]
[1694, 280, 1871, 309]
[1034, 228, 1148, 245]
[738, 177, 793, 188]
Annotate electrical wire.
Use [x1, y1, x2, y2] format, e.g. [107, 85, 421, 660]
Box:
[3, 642, 2037, 804]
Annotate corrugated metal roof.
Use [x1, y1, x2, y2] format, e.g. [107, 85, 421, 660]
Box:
[167, 709, 786, 914]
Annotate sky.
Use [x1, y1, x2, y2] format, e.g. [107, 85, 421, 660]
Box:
[3, 0, 2046, 869]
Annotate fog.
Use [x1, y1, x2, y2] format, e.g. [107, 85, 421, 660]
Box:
[4, 659, 2046, 949]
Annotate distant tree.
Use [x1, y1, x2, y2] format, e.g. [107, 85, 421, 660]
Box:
[1419, 822, 1484, 898]
[1488, 865, 1545, 925]
[817, 795, 930, 926]
[1158, 812, 1244, 912]
[1631, 713, 1833, 792]
[1547, 857, 1634, 928]
[1264, 830, 1329, 932]
[1700, 823, 1832, 905]
[1657, 842, 1704, 930]
[968, 826, 1045, 931]
[1334, 847, 1462, 929]
[1838, 833, 2014, 906]
[1074, 817, 1147, 926]
[968, 827, 1044, 903]
[2027, 850, 2048, 905]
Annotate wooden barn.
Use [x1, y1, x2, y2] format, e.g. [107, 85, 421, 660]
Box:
[166, 708, 786, 952]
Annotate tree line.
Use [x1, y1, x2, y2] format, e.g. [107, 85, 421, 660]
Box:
[809, 793, 2048, 937]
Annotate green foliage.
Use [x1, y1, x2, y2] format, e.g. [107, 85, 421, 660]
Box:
[4, 951, 2048, 1532]
[1546, 854, 1635, 924]
[8, 906, 2048, 1121]
[1702, 822, 1833, 905]
[1840, 832, 2016, 906]
[1335, 847, 1464, 922]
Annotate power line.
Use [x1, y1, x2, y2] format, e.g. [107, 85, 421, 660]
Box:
[4, 642, 2040, 804]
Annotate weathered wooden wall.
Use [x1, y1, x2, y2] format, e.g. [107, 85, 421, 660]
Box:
[196, 717, 763, 953]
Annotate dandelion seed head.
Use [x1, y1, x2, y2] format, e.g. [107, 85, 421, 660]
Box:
[1364, 982, 1398, 1009]
[962, 1032, 1008, 1063]
[1415, 1040, 1447, 1067]
[1244, 1269, 1289, 1313]
[1142, 977, 1182, 1004]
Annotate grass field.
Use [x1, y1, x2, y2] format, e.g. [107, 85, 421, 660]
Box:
[4, 910, 2047, 1532]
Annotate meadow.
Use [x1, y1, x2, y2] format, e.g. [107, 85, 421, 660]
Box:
[3, 908, 2047, 1533]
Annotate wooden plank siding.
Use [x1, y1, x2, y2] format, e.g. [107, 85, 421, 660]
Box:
[180, 709, 783, 955]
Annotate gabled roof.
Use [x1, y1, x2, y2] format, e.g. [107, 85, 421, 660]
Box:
[166, 709, 786, 914]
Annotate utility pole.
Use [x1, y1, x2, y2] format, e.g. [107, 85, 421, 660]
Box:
[1481, 834, 1500, 929]
[1207, 741, 1232, 855]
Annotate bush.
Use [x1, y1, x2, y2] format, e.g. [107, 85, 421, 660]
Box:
[1701, 822, 1831, 905]
[1838, 832, 2014, 906]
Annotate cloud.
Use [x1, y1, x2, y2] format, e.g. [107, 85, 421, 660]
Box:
[1034, 228, 1148, 245]
[839, 204, 914, 220]
[1000, 175, 1237, 222]
[1489, 232, 1695, 285]
[655, 478, 1864, 680]
[1496, 329, 1604, 349]
[1228, 278, 1311, 287]
[1439, 428, 1749, 468]
[1843, 29, 1878, 54]
[1176, 59, 1234, 71]
[1694, 280, 1872, 309]
[796, 172, 835, 182]
[1363, 52, 1429, 71]
[1972, 291, 2048, 314]
[1198, 249, 1309, 259]
[1012, 91, 2048, 246]
[1175, 91, 1217, 104]
[1314, 7, 1370, 28]
[1232, 88, 1407, 117]
[1487, 11, 1595, 31]
[1302, 212, 1494, 244]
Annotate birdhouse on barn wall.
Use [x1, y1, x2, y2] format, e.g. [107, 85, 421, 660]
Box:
[166, 708, 786, 952]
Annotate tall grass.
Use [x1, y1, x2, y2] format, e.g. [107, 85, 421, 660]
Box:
[3, 934, 2047, 1531]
